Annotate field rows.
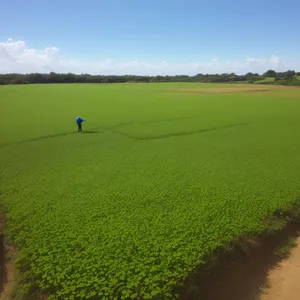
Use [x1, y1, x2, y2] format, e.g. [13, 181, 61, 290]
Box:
[1, 83, 300, 299]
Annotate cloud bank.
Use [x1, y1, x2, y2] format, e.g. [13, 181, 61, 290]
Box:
[0, 39, 297, 75]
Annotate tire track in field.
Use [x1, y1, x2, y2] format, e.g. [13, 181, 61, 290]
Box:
[0, 117, 245, 147]
[0, 121, 136, 148]
[0, 116, 194, 148]
[109, 122, 248, 141]
[0, 132, 78, 148]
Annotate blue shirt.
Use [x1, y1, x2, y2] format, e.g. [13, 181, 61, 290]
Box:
[76, 117, 84, 124]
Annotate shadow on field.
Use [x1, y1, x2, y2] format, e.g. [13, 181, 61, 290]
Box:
[179, 222, 300, 300]
[82, 130, 99, 134]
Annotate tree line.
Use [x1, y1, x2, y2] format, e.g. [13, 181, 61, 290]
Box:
[0, 70, 299, 86]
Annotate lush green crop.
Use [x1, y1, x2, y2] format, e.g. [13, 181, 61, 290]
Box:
[1, 83, 300, 299]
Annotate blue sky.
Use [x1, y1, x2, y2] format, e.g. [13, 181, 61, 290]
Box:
[0, 0, 299, 75]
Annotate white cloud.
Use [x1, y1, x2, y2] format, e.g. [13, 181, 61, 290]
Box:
[0, 39, 298, 75]
[244, 55, 287, 73]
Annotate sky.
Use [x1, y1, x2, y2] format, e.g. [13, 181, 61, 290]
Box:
[0, 0, 299, 75]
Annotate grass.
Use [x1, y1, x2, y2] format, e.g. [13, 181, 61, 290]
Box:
[254, 77, 275, 84]
[1, 83, 300, 299]
[274, 237, 298, 258]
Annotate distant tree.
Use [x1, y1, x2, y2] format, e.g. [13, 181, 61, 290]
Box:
[245, 72, 255, 79]
[0, 69, 299, 85]
[284, 70, 295, 79]
[263, 70, 276, 77]
[10, 77, 28, 84]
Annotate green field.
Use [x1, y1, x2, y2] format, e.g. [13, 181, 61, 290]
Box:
[1, 83, 300, 299]
[254, 77, 275, 84]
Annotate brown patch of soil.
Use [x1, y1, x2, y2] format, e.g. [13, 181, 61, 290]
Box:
[0, 215, 47, 300]
[0, 214, 18, 300]
[167, 85, 299, 94]
[168, 87, 272, 94]
[179, 223, 300, 300]
[170, 85, 271, 91]
[274, 94, 300, 99]
[260, 237, 300, 300]
[168, 91, 270, 95]
[0, 242, 18, 300]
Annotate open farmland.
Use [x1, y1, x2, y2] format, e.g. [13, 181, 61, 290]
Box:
[253, 77, 275, 84]
[1, 83, 300, 299]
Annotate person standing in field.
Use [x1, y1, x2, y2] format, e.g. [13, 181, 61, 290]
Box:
[76, 116, 84, 132]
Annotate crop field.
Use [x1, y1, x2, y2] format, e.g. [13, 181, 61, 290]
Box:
[254, 77, 275, 84]
[1, 83, 300, 299]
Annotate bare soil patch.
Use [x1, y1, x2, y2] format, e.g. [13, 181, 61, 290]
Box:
[274, 93, 300, 99]
[260, 236, 300, 300]
[0, 242, 18, 300]
[0, 215, 18, 300]
[169, 87, 271, 93]
[167, 85, 299, 95]
[180, 223, 300, 300]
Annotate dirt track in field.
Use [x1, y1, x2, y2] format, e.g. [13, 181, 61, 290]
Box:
[0, 243, 17, 300]
[260, 237, 300, 300]
[180, 225, 300, 300]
